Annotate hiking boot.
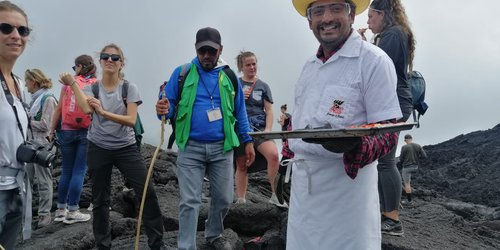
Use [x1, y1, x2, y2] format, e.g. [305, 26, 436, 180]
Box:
[210, 237, 232, 250]
[235, 198, 246, 204]
[401, 200, 416, 208]
[38, 214, 52, 228]
[63, 210, 91, 225]
[54, 209, 67, 222]
[381, 218, 404, 236]
[269, 193, 288, 208]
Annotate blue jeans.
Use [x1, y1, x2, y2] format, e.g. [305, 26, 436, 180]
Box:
[176, 140, 234, 250]
[57, 129, 88, 210]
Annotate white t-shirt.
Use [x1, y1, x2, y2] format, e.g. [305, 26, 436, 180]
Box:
[0, 78, 28, 189]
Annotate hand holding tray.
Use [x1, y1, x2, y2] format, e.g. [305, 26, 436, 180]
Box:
[249, 122, 416, 140]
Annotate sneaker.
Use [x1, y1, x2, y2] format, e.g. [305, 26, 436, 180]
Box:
[54, 209, 67, 222]
[210, 237, 232, 250]
[381, 218, 404, 236]
[269, 193, 288, 208]
[235, 198, 246, 204]
[87, 203, 93, 211]
[38, 214, 52, 228]
[63, 210, 91, 225]
[401, 200, 416, 208]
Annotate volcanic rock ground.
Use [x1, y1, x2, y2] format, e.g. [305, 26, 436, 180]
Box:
[15, 124, 500, 249]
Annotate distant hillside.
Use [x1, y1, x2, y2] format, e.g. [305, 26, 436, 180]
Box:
[415, 124, 500, 207]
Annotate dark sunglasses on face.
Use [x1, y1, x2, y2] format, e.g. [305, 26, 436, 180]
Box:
[72, 64, 86, 71]
[100, 53, 121, 62]
[0, 23, 31, 37]
[197, 47, 218, 56]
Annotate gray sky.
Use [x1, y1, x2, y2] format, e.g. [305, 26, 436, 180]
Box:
[12, 0, 500, 152]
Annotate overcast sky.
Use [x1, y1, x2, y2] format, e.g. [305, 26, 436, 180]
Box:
[12, 0, 500, 153]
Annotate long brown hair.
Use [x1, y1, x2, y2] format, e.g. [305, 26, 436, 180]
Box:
[74, 54, 96, 78]
[370, 0, 416, 71]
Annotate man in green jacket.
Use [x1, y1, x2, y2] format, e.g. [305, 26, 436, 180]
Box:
[156, 27, 255, 250]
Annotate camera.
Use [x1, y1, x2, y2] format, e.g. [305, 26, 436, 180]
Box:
[16, 141, 56, 168]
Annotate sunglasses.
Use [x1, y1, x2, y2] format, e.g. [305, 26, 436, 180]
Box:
[0, 23, 31, 37]
[197, 47, 218, 56]
[100, 53, 121, 62]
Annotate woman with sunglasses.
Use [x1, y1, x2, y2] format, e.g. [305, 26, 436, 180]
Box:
[24, 68, 57, 228]
[359, 0, 415, 236]
[0, 1, 32, 248]
[59, 43, 165, 250]
[49, 54, 97, 225]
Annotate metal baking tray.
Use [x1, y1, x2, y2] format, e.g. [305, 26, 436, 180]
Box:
[249, 123, 416, 140]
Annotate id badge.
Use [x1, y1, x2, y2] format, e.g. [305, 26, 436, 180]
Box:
[207, 107, 223, 122]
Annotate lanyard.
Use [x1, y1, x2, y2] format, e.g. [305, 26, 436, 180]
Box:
[244, 78, 257, 94]
[1, 71, 28, 143]
[199, 75, 219, 108]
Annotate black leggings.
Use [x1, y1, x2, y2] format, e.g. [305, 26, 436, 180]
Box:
[377, 145, 402, 212]
[87, 142, 164, 249]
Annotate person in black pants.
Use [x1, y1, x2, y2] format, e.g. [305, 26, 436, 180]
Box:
[59, 43, 165, 250]
[360, 0, 416, 237]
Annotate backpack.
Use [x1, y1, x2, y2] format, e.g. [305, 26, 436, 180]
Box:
[62, 77, 95, 129]
[408, 70, 428, 128]
[91, 80, 145, 151]
[34, 93, 57, 121]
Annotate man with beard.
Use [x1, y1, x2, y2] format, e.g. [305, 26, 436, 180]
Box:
[288, 0, 402, 249]
[155, 27, 255, 250]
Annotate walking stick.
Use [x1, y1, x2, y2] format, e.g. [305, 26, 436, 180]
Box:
[135, 99, 166, 250]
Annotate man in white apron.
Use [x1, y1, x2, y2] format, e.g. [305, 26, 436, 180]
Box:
[288, 0, 402, 249]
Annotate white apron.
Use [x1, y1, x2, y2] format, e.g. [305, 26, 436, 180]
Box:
[286, 156, 381, 250]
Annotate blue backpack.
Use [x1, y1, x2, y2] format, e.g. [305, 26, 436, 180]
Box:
[408, 71, 428, 128]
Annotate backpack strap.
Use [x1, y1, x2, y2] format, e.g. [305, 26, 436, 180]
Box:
[222, 66, 239, 91]
[91, 82, 99, 99]
[34, 93, 56, 121]
[121, 79, 129, 107]
[177, 63, 191, 100]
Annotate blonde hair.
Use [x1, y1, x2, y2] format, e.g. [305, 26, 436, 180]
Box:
[100, 43, 125, 75]
[24, 69, 52, 89]
[235, 50, 256, 73]
[0, 1, 28, 25]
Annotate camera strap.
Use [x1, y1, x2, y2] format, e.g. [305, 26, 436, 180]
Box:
[1, 71, 28, 143]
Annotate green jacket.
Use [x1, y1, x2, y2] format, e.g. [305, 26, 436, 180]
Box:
[175, 64, 240, 151]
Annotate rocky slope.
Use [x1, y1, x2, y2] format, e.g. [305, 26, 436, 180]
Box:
[15, 124, 500, 249]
